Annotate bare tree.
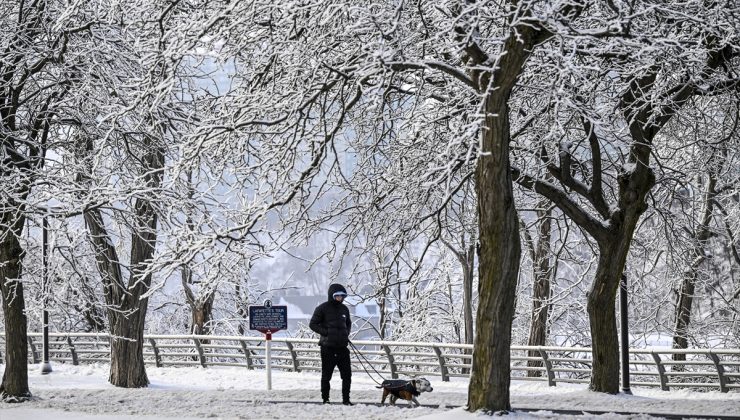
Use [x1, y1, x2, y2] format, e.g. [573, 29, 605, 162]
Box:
[512, 2, 738, 392]
[0, 0, 102, 401]
[66, 0, 199, 387]
[440, 183, 477, 348]
[521, 198, 556, 376]
[206, 0, 589, 411]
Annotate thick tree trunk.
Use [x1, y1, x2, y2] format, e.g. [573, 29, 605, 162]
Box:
[80, 133, 162, 388]
[527, 205, 552, 377]
[467, 92, 522, 412]
[589, 164, 654, 393]
[586, 247, 623, 394]
[461, 2, 549, 407]
[191, 299, 214, 337]
[109, 310, 149, 387]
[0, 215, 31, 401]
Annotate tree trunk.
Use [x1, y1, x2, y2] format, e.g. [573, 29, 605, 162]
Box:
[109, 310, 149, 387]
[378, 295, 387, 340]
[589, 164, 654, 393]
[191, 299, 215, 337]
[441, 237, 475, 366]
[86, 202, 155, 388]
[235, 280, 248, 335]
[462, 244, 475, 346]
[461, 2, 549, 408]
[467, 92, 522, 412]
[0, 214, 31, 401]
[527, 205, 553, 377]
[672, 174, 716, 363]
[182, 265, 215, 338]
[586, 247, 623, 394]
[461, 244, 474, 375]
[671, 271, 696, 365]
[80, 133, 162, 388]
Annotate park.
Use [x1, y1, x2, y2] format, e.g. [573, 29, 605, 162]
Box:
[1, 1, 739, 418]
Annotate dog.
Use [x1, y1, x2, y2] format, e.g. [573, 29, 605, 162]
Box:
[377, 378, 433, 407]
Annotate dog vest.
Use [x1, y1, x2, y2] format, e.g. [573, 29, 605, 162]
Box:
[381, 379, 420, 397]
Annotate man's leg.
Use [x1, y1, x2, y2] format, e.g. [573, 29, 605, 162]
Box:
[337, 346, 352, 404]
[320, 346, 337, 402]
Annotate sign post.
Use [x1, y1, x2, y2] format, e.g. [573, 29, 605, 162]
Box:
[249, 299, 287, 390]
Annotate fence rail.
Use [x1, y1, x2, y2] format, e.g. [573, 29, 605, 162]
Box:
[1, 332, 738, 393]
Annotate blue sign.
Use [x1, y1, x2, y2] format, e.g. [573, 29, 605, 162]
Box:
[249, 304, 287, 333]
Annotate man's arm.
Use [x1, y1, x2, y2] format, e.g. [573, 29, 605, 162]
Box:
[309, 306, 328, 336]
[345, 307, 351, 333]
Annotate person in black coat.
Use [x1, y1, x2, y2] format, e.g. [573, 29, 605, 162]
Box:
[309, 283, 353, 405]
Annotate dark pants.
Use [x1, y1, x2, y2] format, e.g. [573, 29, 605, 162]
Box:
[320, 346, 351, 402]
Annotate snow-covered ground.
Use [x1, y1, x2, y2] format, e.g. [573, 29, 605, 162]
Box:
[1, 363, 739, 419]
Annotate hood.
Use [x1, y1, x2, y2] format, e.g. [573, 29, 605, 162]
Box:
[327, 283, 348, 302]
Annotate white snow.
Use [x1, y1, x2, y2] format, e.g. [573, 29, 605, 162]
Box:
[1, 363, 739, 419]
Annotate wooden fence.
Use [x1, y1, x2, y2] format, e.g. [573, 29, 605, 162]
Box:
[2, 332, 738, 392]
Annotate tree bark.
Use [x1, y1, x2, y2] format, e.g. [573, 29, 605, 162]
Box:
[0, 213, 31, 401]
[378, 294, 388, 340]
[671, 271, 696, 365]
[462, 244, 475, 347]
[462, 2, 551, 410]
[468, 93, 522, 411]
[235, 279, 249, 336]
[182, 268, 216, 338]
[586, 246, 623, 393]
[461, 244, 475, 374]
[527, 204, 553, 376]
[109, 308, 149, 387]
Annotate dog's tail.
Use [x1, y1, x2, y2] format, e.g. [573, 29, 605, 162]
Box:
[375, 385, 383, 389]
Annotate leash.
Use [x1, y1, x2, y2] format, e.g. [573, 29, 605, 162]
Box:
[348, 341, 388, 386]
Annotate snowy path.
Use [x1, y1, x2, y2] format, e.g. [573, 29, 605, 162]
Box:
[1, 363, 739, 419]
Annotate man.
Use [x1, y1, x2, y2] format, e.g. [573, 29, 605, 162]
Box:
[309, 283, 353, 405]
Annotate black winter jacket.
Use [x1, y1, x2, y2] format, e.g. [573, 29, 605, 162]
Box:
[309, 284, 351, 348]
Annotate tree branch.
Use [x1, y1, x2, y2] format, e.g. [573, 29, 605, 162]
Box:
[513, 166, 610, 242]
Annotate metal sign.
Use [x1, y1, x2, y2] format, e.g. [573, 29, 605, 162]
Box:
[248, 299, 287, 392]
[249, 301, 287, 334]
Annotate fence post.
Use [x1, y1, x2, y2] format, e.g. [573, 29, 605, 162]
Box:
[650, 352, 668, 391]
[432, 346, 450, 382]
[538, 349, 556, 386]
[28, 337, 40, 363]
[149, 338, 162, 367]
[382, 344, 398, 379]
[239, 339, 253, 369]
[285, 341, 300, 372]
[192, 337, 207, 368]
[707, 352, 728, 393]
[67, 336, 78, 365]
